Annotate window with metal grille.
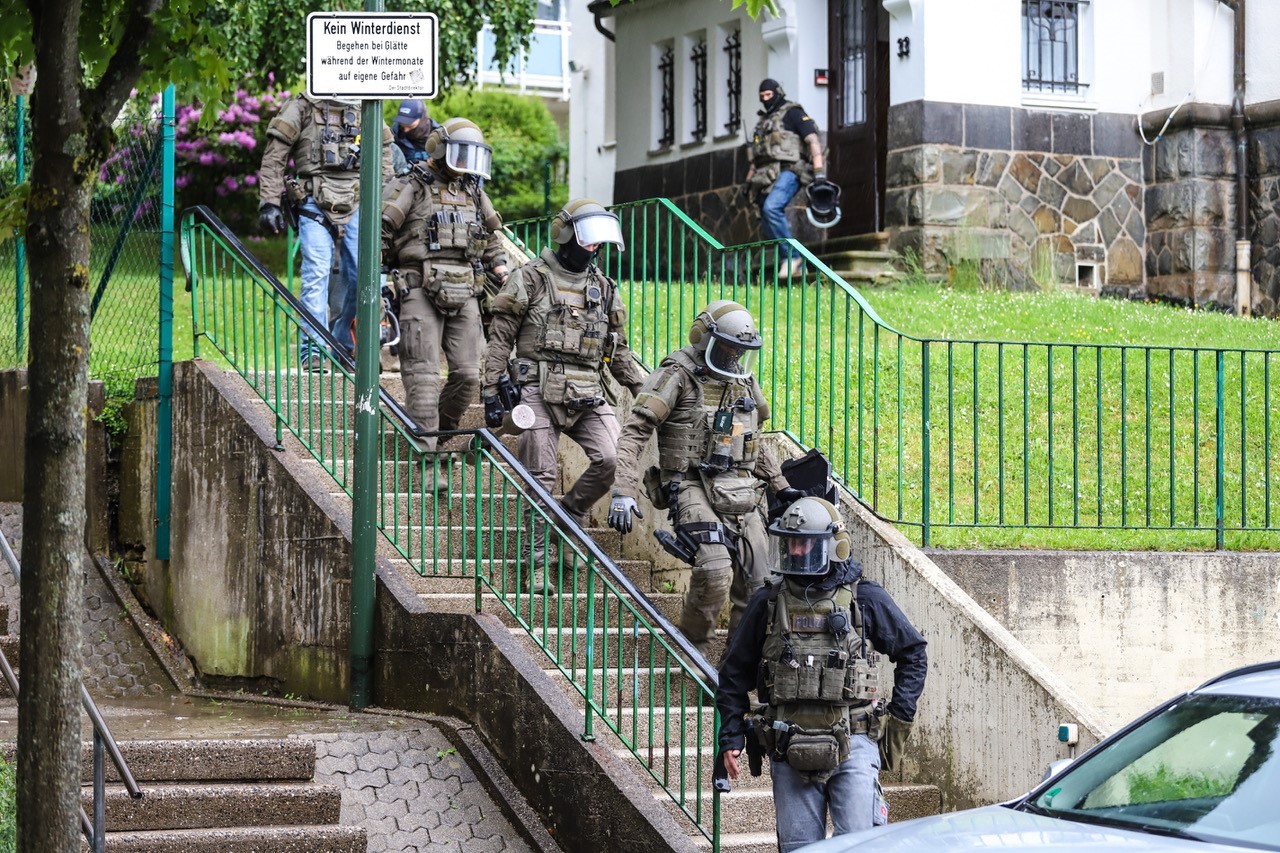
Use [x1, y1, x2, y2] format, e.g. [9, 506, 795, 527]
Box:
[1023, 0, 1088, 94]
[691, 39, 708, 140]
[658, 46, 675, 147]
[723, 28, 741, 135]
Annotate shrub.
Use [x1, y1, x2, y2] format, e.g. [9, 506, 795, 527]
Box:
[0, 752, 13, 853]
[418, 89, 567, 220]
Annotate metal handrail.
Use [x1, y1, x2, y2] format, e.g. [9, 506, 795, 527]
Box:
[180, 205, 723, 846]
[0, 528, 142, 852]
[510, 197, 1280, 550]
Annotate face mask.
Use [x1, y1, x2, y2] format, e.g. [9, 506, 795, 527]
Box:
[404, 123, 431, 143]
[556, 239, 597, 273]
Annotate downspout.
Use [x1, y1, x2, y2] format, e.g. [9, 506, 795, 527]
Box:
[593, 5, 615, 42]
[1230, 0, 1250, 314]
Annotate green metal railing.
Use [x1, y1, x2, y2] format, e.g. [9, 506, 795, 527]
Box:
[511, 198, 1280, 548]
[179, 205, 723, 848]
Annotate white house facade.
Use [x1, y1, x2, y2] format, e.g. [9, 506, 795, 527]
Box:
[587, 0, 1280, 312]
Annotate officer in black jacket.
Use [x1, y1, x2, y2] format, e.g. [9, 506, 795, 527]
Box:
[715, 496, 927, 851]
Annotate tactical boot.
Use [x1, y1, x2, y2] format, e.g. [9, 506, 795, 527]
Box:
[528, 550, 558, 596]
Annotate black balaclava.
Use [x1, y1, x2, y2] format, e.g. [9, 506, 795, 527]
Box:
[556, 235, 596, 273]
[759, 78, 785, 114]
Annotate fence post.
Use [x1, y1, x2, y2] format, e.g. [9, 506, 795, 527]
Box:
[156, 85, 176, 560]
[1216, 350, 1225, 549]
[543, 160, 552, 217]
[14, 94, 25, 360]
[921, 341, 931, 547]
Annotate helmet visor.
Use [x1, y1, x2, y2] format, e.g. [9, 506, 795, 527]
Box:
[572, 211, 625, 250]
[705, 337, 759, 381]
[444, 140, 492, 179]
[776, 533, 831, 576]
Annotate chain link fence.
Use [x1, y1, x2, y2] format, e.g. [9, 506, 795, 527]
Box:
[1, 96, 167, 395]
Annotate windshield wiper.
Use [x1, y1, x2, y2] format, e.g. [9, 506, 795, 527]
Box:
[1056, 809, 1206, 842]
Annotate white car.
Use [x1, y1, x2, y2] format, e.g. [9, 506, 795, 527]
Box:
[799, 661, 1280, 852]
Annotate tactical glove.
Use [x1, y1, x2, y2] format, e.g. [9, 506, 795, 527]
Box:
[483, 394, 506, 429]
[814, 168, 827, 183]
[775, 486, 805, 506]
[878, 713, 914, 773]
[607, 495, 643, 534]
[259, 204, 286, 236]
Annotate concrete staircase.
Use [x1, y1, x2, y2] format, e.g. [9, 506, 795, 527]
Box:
[319, 375, 943, 851]
[816, 233, 903, 286]
[0, 588, 364, 851]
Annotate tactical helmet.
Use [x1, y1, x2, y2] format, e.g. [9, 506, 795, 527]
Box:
[426, 117, 492, 179]
[767, 496, 851, 576]
[805, 179, 843, 229]
[688, 300, 763, 382]
[550, 199, 625, 250]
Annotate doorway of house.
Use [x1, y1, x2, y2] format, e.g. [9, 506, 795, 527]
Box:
[827, 0, 889, 238]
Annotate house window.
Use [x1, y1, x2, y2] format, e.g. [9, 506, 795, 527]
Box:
[690, 38, 708, 141]
[657, 44, 675, 148]
[723, 27, 742, 135]
[1022, 1, 1088, 94]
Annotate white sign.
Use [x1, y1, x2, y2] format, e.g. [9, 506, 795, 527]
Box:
[306, 12, 438, 100]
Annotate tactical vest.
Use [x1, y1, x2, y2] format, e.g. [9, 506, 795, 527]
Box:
[514, 260, 612, 370]
[656, 349, 763, 478]
[762, 579, 881, 741]
[751, 100, 805, 167]
[295, 98, 361, 177]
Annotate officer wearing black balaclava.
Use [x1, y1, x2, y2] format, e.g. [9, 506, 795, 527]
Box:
[744, 78, 825, 278]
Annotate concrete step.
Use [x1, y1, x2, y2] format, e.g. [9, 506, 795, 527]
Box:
[87, 824, 366, 853]
[394, 558, 657, 595]
[822, 250, 902, 285]
[511, 627, 722, 675]
[664, 784, 942, 836]
[542, 665, 704, 710]
[695, 831, 778, 853]
[83, 781, 341, 832]
[423, 590, 685, 629]
[81, 739, 316, 784]
[815, 232, 890, 254]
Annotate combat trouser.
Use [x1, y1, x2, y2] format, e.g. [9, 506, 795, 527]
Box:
[517, 384, 621, 590]
[674, 479, 773, 658]
[398, 286, 483, 452]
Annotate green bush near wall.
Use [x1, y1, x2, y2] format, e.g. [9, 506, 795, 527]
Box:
[0, 753, 14, 853]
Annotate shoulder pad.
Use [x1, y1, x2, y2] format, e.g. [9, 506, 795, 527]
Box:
[265, 98, 304, 145]
[381, 125, 393, 144]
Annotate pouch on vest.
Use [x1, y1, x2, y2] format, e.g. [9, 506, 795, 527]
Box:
[312, 176, 357, 218]
[539, 363, 603, 412]
[644, 466, 669, 510]
[423, 261, 476, 314]
[702, 472, 763, 515]
[784, 732, 840, 774]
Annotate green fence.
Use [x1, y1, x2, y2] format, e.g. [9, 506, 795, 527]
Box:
[0, 95, 170, 392]
[179, 205, 723, 849]
[510, 198, 1280, 548]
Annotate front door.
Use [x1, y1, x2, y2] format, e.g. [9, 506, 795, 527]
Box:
[827, 0, 888, 236]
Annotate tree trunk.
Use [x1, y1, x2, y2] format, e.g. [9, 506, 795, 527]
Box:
[18, 0, 94, 848]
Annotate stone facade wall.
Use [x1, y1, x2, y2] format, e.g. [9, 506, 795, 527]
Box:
[885, 101, 1146, 294]
[1249, 124, 1280, 315]
[1143, 126, 1238, 307]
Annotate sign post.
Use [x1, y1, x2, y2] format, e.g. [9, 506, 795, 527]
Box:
[307, 9, 437, 710]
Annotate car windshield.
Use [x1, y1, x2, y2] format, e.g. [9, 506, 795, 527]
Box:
[1026, 693, 1280, 850]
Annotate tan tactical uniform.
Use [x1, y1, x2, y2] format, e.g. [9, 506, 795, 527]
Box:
[258, 95, 393, 227]
[747, 99, 816, 198]
[382, 164, 508, 449]
[615, 346, 791, 655]
[484, 248, 647, 530]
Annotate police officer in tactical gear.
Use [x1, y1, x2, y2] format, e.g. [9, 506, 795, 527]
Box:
[745, 79, 825, 279]
[716, 496, 927, 850]
[258, 95, 393, 368]
[390, 98, 440, 176]
[381, 117, 510, 452]
[608, 301, 804, 656]
[483, 199, 648, 594]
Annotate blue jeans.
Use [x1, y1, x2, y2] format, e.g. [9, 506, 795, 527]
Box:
[772, 734, 882, 852]
[297, 199, 360, 359]
[761, 169, 801, 260]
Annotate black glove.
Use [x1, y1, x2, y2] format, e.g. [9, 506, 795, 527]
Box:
[607, 495, 643, 534]
[776, 486, 805, 505]
[483, 394, 506, 429]
[259, 204, 286, 236]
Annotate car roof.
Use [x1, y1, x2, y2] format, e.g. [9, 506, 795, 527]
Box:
[1194, 660, 1280, 700]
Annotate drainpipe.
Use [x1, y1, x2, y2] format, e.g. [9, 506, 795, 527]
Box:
[592, 3, 615, 42]
[1230, 0, 1250, 314]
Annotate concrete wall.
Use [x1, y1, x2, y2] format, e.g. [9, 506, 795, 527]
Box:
[118, 361, 353, 702]
[0, 369, 110, 553]
[931, 549, 1280, 730]
[568, 0, 618, 203]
